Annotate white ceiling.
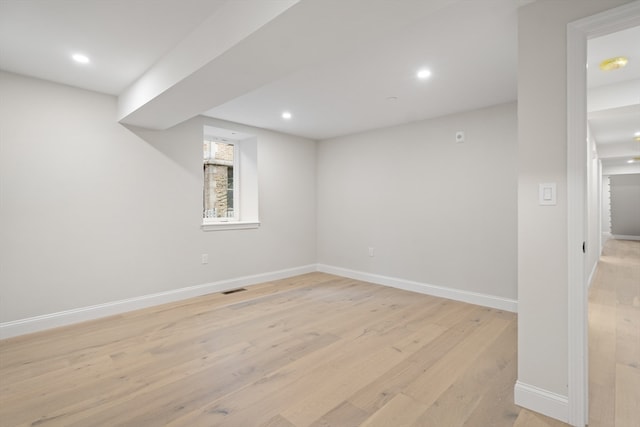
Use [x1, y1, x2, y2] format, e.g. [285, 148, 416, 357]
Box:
[203, 0, 520, 140]
[0, 0, 227, 95]
[587, 25, 640, 89]
[587, 25, 640, 170]
[0, 0, 637, 154]
[0, 0, 524, 140]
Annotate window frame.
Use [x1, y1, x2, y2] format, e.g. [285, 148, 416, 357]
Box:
[203, 140, 240, 223]
[201, 125, 260, 232]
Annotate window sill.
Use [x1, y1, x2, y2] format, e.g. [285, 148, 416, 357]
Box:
[201, 221, 260, 232]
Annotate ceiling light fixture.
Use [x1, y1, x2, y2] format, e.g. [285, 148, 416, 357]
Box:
[599, 56, 628, 71]
[72, 53, 90, 64]
[634, 131, 640, 141]
[417, 68, 432, 79]
[282, 111, 292, 120]
[627, 159, 635, 164]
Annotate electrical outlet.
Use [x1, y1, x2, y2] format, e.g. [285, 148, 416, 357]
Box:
[201, 254, 209, 264]
[368, 247, 375, 257]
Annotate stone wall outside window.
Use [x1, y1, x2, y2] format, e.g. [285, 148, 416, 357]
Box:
[204, 141, 234, 218]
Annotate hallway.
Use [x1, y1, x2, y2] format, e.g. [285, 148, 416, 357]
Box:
[589, 238, 640, 426]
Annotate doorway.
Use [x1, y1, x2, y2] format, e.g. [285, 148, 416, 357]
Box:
[567, 3, 640, 425]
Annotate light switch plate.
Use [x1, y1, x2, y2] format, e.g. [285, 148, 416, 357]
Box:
[539, 183, 557, 205]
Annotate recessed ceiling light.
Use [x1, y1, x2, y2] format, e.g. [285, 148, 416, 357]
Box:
[417, 68, 432, 79]
[282, 111, 292, 120]
[599, 56, 628, 71]
[72, 53, 90, 64]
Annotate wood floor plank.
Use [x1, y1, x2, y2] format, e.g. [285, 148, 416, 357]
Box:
[512, 409, 570, 427]
[260, 414, 297, 427]
[308, 401, 369, 427]
[403, 316, 511, 406]
[616, 303, 640, 369]
[588, 289, 617, 427]
[615, 363, 640, 427]
[164, 309, 447, 426]
[359, 393, 429, 427]
[417, 321, 518, 426]
[66, 331, 339, 426]
[589, 239, 640, 427]
[460, 357, 520, 427]
[347, 305, 496, 414]
[280, 346, 408, 427]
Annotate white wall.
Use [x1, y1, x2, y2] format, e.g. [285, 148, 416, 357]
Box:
[609, 174, 640, 237]
[317, 102, 517, 301]
[602, 172, 640, 241]
[586, 130, 601, 281]
[0, 71, 317, 324]
[517, 0, 631, 412]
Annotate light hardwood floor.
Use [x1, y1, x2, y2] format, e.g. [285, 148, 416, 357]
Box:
[589, 238, 640, 427]
[2, 272, 573, 427]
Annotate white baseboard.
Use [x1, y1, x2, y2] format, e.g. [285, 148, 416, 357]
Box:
[612, 234, 640, 241]
[317, 264, 518, 313]
[1, 263, 518, 339]
[0, 265, 317, 340]
[514, 381, 569, 423]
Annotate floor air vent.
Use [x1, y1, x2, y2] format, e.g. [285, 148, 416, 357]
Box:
[222, 288, 247, 295]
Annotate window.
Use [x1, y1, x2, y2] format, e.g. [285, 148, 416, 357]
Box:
[202, 125, 259, 231]
[203, 140, 238, 220]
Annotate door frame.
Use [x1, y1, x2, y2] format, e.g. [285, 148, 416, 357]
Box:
[566, 3, 640, 425]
